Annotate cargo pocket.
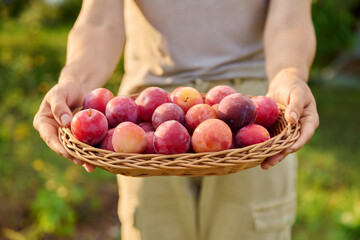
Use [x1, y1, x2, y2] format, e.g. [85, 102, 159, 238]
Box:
[251, 194, 296, 232]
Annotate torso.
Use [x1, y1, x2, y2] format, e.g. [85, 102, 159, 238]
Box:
[120, 0, 269, 95]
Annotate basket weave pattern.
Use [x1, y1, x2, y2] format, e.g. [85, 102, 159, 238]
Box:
[58, 101, 300, 177]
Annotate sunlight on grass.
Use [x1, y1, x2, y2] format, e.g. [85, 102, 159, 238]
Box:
[293, 86, 360, 240]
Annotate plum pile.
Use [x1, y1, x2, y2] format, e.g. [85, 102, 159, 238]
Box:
[70, 86, 279, 154]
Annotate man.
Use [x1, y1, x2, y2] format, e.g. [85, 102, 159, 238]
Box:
[33, 0, 319, 239]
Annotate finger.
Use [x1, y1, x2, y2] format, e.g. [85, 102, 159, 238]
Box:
[72, 157, 85, 166]
[47, 90, 73, 127]
[261, 160, 271, 170]
[38, 120, 69, 157]
[38, 120, 84, 166]
[266, 152, 289, 166]
[83, 162, 96, 172]
[261, 150, 292, 170]
[288, 115, 318, 152]
[284, 90, 307, 124]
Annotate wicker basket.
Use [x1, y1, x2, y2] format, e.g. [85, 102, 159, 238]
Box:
[58, 95, 300, 177]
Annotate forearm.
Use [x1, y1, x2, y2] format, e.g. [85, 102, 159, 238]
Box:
[59, 0, 125, 93]
[264, 0, 316, 82]
[261, 1, 319, 169]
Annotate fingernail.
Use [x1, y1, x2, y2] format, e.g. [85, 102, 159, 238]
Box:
[291, 112, 298, 122]
[61, 113, 71, 126]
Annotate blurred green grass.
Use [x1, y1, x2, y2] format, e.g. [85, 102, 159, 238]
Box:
[0, 17, 122, 239]
[1, 1, 360, 239]
[294, 86, 360, 240]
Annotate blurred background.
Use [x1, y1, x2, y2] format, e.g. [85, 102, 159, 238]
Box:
[0, 0, 360, 239]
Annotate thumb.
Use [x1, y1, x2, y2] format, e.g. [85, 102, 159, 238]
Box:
[285, 91, 306, 124]
[48, 90, 74, 127]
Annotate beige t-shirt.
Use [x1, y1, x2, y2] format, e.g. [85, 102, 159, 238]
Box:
[119, 0, 268, 95]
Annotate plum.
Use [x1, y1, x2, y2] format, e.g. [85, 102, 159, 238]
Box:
[154, 120, 190, 154]
[252, 96, 279, 128]
[106, 96, 139, 128]
[217, 93, 257, 132]
[235, 124, 270, 147]
[212, 103, 220, 116]
[112, 122, 147, 153]
[71, 108, 108, 145]
[83, 88, 114, 114]
[171, 87, 203, 113]
[185, 104, 217, 133]
[135, 87, 171, 122]
[170, 87, 184, 102]
[99, 128, 115, 151]
[205, 85, 236, 106]
[152, 103, 185, 129]
[144, 131, 156, 154]
[191, 119, 232, 153]
[138, 122, 155, 132]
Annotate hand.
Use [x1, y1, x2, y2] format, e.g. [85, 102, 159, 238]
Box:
[33, 78, 96, 172]
[261, 68, 319, 170]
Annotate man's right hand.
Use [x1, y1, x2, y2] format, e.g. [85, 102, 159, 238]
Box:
[33, 0, 125, 173]
[33, 78, 96, 172]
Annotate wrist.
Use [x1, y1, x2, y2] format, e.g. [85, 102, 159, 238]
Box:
[269, 67, 308, 84]
[57, 75, 87, 97]
[267, 67, 310, 94]
[59, 64, 107, 94]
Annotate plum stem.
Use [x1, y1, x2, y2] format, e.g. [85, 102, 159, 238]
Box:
[89, 108, 92, 117]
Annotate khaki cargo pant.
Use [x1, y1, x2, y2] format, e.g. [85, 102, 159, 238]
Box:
[117, 78, 297, 240]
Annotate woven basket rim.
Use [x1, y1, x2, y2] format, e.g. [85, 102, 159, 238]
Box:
[59, 123, 295, 157]
[58, 95, 301, 177]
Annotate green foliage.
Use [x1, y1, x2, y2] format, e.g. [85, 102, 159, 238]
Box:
[0, 0, 32, 18]
[29, 160, 85, 237]
[1, 0, 81, 23]
[32, 189, 77, 236]
[293, 86, 360, 240]
[0, 4, 121, 238]
[311, 0, 360, 68]
[55, 0, 82, 24]
[1, 0, 360, 239]
[17, 0, 82, 27]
